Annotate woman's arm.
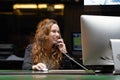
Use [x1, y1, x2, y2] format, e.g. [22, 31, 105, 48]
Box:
[22, 44, 32, 70]
[22, 44, 47, 70]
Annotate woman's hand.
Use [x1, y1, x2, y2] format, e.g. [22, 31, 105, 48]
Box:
[32, 63, 47, 71]
[57, 38, 67, 54]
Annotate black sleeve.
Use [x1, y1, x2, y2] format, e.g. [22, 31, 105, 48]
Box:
[60, 53, 73, 69]
[22, 44, 32, 70]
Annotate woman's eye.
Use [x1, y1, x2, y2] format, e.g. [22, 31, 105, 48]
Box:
[52, 30, 56, 33]
[58, 31, 60, 33]
[52, 30, 60, 34]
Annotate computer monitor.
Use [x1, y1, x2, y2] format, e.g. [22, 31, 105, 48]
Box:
[81, 15, 120, 72]
[72, 32, 82, 58]
[84, 0, 120, 5]
[72, 32, 82, 51]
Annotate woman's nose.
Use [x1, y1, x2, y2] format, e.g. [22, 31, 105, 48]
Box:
[56, 32, 60, 38]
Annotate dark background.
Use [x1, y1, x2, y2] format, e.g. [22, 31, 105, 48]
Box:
[0, 0, 120, 70]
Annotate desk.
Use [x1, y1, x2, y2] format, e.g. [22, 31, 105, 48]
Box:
[0, 70, 119, 80]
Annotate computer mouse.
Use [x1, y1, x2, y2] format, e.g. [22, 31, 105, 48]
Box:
[41, 68, 48, 71]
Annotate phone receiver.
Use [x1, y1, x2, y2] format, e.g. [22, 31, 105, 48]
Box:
[55, 37, 62, 47]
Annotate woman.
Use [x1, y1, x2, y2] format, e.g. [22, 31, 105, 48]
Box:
[22, 18, 72, 70]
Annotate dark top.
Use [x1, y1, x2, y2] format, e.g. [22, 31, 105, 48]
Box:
[22, 44, 73, 70]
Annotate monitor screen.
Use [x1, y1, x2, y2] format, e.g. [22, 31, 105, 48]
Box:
[81, 15, 120, 71]
[72, 32, 82, 51]
[84, 0, 120, 5]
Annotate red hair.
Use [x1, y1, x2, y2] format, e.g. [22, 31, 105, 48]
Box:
[32, 19, 62, 69]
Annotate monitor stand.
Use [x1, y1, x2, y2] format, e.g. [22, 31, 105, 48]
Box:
[110, 39, 120, 75]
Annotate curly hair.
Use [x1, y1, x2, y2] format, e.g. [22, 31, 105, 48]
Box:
[32, 19, 62, 69]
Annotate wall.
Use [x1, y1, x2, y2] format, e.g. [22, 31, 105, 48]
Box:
[64, 3, 83, 56]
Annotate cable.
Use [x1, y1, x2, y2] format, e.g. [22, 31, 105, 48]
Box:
[63, 53, 89, 70]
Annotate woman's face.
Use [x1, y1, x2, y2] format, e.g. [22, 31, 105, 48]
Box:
[49, 24, 60, 45]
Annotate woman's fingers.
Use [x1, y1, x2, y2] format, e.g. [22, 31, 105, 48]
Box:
[33, 63, 47, 70]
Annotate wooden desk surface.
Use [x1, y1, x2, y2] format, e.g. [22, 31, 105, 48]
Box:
[0, 70, 119, 80]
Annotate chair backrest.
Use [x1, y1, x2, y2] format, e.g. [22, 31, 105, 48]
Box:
[0, 44, 14, 59]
